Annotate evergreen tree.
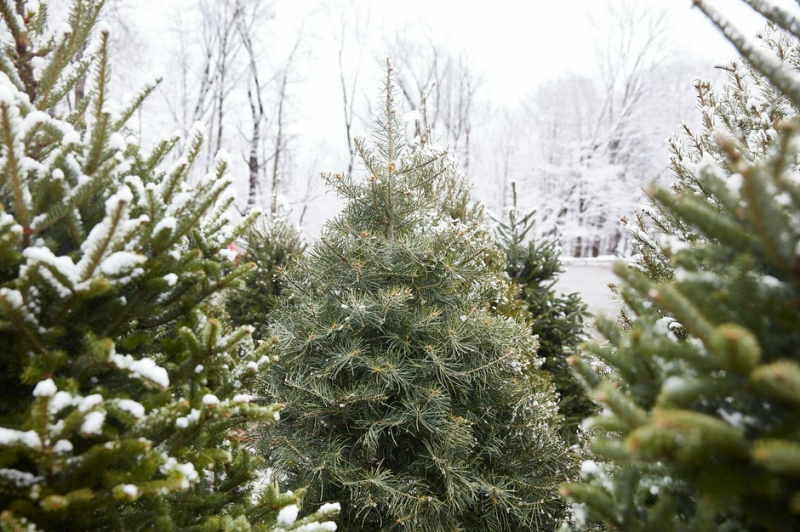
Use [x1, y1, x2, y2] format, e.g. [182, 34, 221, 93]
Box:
[258, 63, 576, 532]
[226, 217, 306, 342]
[491, 182, 593, 444]
[562, 2, 800, 530]
[0, 1, 338, 530]
[619, 18, 799, 331]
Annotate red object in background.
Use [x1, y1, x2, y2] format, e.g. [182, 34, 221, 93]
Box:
[228, 241, 245, 264]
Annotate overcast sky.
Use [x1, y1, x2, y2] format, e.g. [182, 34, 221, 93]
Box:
[105, 0, 793, 232]
[112, 0, 785, 144]
[259, 0, 787, 146]
[269, 0, 776, 101]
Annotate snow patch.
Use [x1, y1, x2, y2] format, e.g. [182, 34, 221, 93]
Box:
[177, 462, 198, 482]
[0, 469, 42, 488]
[97, 20, 112, 35]
[78, 394, 103, 412]
[109, 132, 126, 151]
[293, 523, 338, 532]
[99, 252, 146, 276]
[0, 428, 41, 449]
[49, 391, 73, 414]
[202, 394, 220, 406]
[63, 130, 81, 145]
[318, 502, 341, 514]
[111, 352, 169, 388]
[662, 376, 686, 394]
[277, 504, 300, 526]
[154, 216, 177, 235]
[727, 173, 744, 194]
[81, 411, 105, 435]
[53, 439, 73, 454]
[32, 378, 57, 397]
[232, 394, 253, 403]
[115, 399, 145, 419]
[219, 248, 237, 262]
[0, 86, 15, 106]
[580, 460, 600, 478]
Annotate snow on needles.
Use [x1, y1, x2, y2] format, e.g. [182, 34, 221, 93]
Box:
[110, 351, 170, 389]
[32, 378, 57, 397]
[99, 251, 147, 277]
[81, 411, 105, 435]
[276, 505, 300, 526]
[0, 428, 41, 449]
[115, 399, 145, 419]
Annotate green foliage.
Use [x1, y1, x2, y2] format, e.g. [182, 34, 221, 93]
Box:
[564, 3, 800, 530]
[491, 182, 593, 444]
[0, 1, 338, 530]
[620, 18, 799, 331]
[226, 217, 307, 342]
[258, 63, 576, 532]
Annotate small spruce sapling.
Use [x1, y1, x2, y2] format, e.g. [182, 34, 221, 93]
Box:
[225, 216, 307, 342]
[258, 62, 576, 532]
[491, 181, 593, 444]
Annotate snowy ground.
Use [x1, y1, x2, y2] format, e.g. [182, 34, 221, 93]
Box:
[555, 260, 620, 332]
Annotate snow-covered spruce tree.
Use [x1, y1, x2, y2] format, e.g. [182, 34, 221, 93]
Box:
[619, 16, 799, 330]
[491, 182, 592, 445]
[0, 1, 338, 530]
[562, 2, 800, 530]
[226, 217, 307, 342]
[257, 63, 576, 532]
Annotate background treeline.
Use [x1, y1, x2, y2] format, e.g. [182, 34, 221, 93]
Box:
[97, 0, 711, 257]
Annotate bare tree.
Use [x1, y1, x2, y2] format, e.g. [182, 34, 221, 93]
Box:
[236, 0, 273, 214]
[296, 150, 326, 228]
[235, 0, 306, 217]
[326, 0, 369, 179]
[512, 0, 684, 257]
[203, 0, 246, 161]
[267, 34, 303, 218]
[161, 0, 247, 168]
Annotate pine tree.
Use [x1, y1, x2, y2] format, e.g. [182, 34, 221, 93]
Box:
[491, 182, 593, 444]
[562, 2, 800, 530]
[225, 217, 307, 342]
[257, 62, 576, 532]
[0, 1, 338, 530]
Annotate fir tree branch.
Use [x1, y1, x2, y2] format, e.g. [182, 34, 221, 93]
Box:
[695, 0, 800, 109]
[0, 99, 30, 231]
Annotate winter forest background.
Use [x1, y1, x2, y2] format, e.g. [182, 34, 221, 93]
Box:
[89, 0, 764, 258]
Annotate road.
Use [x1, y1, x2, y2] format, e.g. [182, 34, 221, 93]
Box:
[554, 261, 619, 321]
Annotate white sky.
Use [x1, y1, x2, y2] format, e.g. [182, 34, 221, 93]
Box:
[260, 0, 779, 143]
[271, 0, 774, 101]
[110, 0, 793, 233]
[120, 0, 781, 139]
